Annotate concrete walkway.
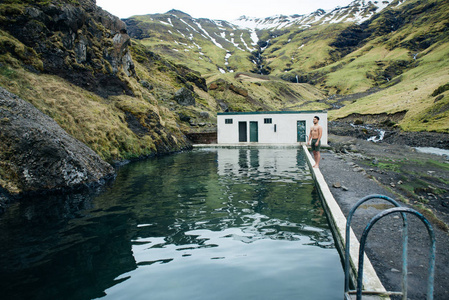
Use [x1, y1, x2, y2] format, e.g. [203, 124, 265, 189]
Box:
[303, 145, 390, 300]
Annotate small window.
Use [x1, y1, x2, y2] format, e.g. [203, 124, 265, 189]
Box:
[264, 118, 272, 124]
[225, 118, 233, 124]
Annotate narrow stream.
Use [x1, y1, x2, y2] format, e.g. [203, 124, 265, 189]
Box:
[0, 148, 343, 299]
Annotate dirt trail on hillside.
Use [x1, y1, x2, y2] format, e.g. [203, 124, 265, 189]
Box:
[318, 134, 449, 299]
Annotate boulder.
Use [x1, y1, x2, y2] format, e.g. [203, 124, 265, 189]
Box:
[229, 84, 248, 97]
[0, 87, 115, 196]
[140, 80, 153, 90]
[174, 87, 196, 106]
[216, 99, 229, 112]
[209, 82, 219, 90]
[178, 113, 191, 122]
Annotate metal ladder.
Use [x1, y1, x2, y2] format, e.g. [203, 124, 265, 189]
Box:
[344, 194, 436, 300]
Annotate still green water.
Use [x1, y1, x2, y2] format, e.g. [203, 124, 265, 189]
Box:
[0, 148, 343, 299]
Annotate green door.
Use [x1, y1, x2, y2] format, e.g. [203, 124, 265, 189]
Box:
[297, 120, 306, 142]
[250, 121, 258, 142]
[239, 122, 247, 142]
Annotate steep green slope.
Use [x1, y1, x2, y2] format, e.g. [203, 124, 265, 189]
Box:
[261, 23, 352, 77]
[330, 41, 449, 132]
[0, 48, 188, 162]
[126, 10, 256, 75]
[325, 0, 449, 132]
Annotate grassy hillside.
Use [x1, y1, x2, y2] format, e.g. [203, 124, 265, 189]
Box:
[129, 11, 256, 75]
[0, 57, 184, 162]
[263, 23, 352, 76]
[206, 72, 326, 112]
[324, 0, 449, 132]
[330, 41, 449, 132]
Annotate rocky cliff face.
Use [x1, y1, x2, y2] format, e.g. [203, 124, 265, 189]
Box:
[1, 0, 135, 97]
[0, 0, 199, 210]
[0, 87, 114, 203]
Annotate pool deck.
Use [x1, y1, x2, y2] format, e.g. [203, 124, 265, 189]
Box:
[194, 143, 389, 299]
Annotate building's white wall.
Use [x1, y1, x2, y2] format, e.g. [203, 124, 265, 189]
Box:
[217, 112, 327, 145]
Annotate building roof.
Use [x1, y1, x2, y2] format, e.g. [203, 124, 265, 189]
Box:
[217, 110, 326, 116]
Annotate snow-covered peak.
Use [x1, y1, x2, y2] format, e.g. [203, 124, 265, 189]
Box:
[233, 14, 305, 30]
[231, 0, 406, 29]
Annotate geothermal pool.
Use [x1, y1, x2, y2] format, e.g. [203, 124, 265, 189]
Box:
[0, 147, 343, 300]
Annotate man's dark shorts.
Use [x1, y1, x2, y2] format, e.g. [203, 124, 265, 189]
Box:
[311, 139, 321, 151]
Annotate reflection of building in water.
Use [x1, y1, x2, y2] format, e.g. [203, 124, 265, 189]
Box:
[217, 148, 311, 182]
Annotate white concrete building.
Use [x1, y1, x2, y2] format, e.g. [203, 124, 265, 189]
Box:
[217, 111, 327, 145]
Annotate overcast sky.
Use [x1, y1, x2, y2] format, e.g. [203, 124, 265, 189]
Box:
[96, 0, 355, 20]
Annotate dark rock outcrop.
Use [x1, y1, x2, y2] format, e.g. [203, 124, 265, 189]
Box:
[216, 99, 229, 112]
[174, 87, 196, 106]
[229, 84, 249, 97]
[183, 71, 208, 92]
[0, 0, 135, 98]
[122, 18, 150, 40]
[0, 87, 115, 198]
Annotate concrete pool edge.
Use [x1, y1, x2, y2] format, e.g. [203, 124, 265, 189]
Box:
[193, 143, 313, 148]
[302, 145, 389, 299]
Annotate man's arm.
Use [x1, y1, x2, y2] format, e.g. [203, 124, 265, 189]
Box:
[316, 126, 323, 145]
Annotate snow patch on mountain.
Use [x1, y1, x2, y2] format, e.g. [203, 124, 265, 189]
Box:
[195, 22, 225, 49]
[179, 18, 199, 33]
[160, 20, 171, 26]
[240, 33, 256, 52]
[232, 0, 406, 30]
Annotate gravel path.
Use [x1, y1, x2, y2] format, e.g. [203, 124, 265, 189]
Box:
[317, 136, 449, 299]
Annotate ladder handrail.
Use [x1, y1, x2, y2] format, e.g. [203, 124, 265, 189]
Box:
[356, 207, 436, 300]
[344, 194, 404, 295]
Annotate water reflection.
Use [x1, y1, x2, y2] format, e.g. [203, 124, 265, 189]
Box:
[0, 148, 343, 300]
[219, 148, 311, 183]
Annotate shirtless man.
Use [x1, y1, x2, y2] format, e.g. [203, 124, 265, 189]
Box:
[308, 116, 323, 168]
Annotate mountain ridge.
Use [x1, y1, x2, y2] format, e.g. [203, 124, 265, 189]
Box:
[230, 0, 400, 30]
[123, 0, 409, 75]
[123, 0, 449, 133]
